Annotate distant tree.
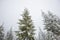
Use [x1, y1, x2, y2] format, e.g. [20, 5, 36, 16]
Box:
[38, 27, 46, 40]
[6, 27, 13, 40]
[42, 11, 60, 35]
[42, 11, 60, 40]
[0, 24, 4, 40]
[16, 8, 35, 40]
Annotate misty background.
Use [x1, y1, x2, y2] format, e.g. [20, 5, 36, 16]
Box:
[0, 0, 60, 34]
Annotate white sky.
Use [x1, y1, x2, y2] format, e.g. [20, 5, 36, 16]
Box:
[0, 0, 60, 33]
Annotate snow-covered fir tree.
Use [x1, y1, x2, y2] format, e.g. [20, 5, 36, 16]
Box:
[16, 8, 35, 40]
[38, 27, 46, 40]
[42, 11, 60, 40]
[45, 31, 57, 40]
[6, 27, 13, 40]
[0, 24, 4, 40]
[42, 11, 60, 36]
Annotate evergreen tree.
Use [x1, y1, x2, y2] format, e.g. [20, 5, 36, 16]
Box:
[6, 27, 13, 40]
[16, 9, 35, 40]
[0, 24, 4, 40]
[38, 27, 45, 40]
[42, 11, 60, 36]
[46, 31, 55, 40]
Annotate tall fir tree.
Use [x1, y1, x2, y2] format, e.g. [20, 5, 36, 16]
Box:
[16, 8, 35, 40]
[6, 27, 13, 40]
[0, 24, 4, 40]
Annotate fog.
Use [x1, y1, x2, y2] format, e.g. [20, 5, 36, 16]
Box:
[0, 0, 60, 32]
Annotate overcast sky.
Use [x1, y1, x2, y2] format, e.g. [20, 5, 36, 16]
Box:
[0, 0, 60, 32]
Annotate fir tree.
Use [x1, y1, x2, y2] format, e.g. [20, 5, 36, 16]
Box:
[42, 11, 60, 40]
[0, 24, 4, 40]
[38, 27, 45, 40]
[42, 11, 60, 36]
[6, 27, 13, 40]
[16, 8, 35, 40]
[46, 31, 55, 40]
